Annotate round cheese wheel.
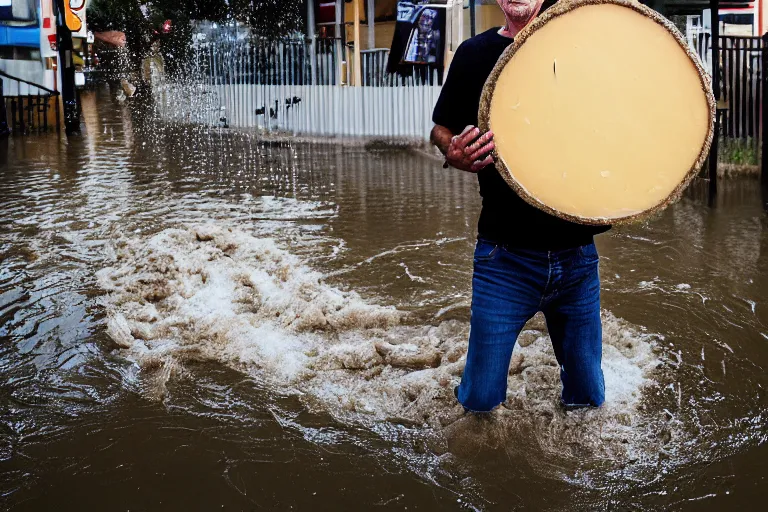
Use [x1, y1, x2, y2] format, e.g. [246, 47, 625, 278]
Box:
[479, 0, 715, 225]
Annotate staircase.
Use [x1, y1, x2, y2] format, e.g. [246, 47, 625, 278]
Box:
[0, 70, 61, 136]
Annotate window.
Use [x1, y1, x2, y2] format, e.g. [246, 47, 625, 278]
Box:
[0, 45, 42, 61]
[0, 0, 38, 27]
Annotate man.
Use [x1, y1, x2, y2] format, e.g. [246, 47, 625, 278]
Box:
[430, 0, 611, 413]
[403, 7, 441, 64]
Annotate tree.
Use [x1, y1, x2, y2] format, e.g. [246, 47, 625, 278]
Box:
[87, 0, 149, 69]
[87, 0, 307, 76]
[228, 0, 305, 41]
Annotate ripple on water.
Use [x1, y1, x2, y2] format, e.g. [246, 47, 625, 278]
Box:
[97, 222, 681, 479]
[3, 118, 767, 508]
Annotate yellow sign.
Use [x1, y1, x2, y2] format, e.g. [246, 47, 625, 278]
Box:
[65, 0, 87, 33]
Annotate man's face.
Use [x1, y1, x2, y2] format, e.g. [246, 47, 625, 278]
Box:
[418, 12, 435, 32]
[496, 0, 542, 24]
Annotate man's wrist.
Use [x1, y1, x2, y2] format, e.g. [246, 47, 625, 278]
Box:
[442, 135, 461, 168]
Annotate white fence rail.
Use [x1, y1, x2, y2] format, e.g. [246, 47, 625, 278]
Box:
[155, 81, 442, 139]
[686, 15, 712, 76]
[154, 39, 443, 140]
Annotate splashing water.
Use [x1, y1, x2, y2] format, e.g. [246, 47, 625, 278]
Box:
[97, 222, 677, 470]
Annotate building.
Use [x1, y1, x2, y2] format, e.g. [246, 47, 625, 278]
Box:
[1, 0, 90, 94]
[306, 1, 512, 86]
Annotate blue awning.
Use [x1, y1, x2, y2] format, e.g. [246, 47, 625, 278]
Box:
[0, 26, 41, 48]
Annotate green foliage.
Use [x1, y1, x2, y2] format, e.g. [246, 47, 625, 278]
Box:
[87, 0, 149, 68]
[717, 137, 759, 166]
[87, 0, 306, 75]
[228, 0, 305, 41]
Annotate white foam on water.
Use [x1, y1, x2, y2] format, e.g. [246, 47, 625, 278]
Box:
[97, 223, 672, 464]
[399, 262, 426, 283]
[248, 195, 338, 220]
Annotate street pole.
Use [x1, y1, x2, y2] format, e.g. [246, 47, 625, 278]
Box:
[762, 33, 768, 188]
[307, 0, 317, 85]
[709, 0, 719, 202]
[54, 0, 80, 135]
[367, 0, 375, 50]
[335, 0, 343, 85]
[353, 0, 362, 86]
[0, 78, 9, 136]
[470, 0, 476, 38]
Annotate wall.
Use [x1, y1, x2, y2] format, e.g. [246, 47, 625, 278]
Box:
[360, 21, 397, 50]
[463, 4, 506, 38]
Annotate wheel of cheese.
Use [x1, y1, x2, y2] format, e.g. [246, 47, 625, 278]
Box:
[478, 0, 715, 225]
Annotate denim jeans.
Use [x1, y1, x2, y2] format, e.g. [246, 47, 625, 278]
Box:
[455, 237, 605, 412]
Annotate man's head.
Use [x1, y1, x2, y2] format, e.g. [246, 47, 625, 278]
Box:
[496, 0, 545, 33]
[418, 8, 438, 32]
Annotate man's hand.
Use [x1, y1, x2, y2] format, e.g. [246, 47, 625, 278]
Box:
[431, 125, 495, 173]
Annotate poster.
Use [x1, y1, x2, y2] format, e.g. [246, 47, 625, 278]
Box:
[387, 2, 446, 78]
[401, 6, 442, 65]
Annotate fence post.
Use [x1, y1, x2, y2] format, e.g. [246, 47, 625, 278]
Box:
[709, 0, 720, 203]
[0, 79, 8, 136]
[469, 0, 476, 37]
[762, 33, 768, 187]
[367, 0, 376, 50]
[18, 95, 25, 134]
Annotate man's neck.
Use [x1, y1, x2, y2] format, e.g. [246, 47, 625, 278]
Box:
[498, 8, 543, 39]
[497, 26, 516, 39]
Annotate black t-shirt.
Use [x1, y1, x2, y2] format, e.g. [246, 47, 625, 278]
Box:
[432, 27, 610, 251]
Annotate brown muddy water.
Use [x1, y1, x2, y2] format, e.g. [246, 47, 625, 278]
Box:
[1, 88, 766, 511]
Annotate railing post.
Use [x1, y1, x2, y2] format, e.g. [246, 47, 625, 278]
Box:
[335, 0, 343, 85]
[307, 0, 317, 85]
[27, 93, 32, 130]
[469, 0, 476, 37]
[353, 0, 362, 86]
[55, 93, 60, 133]
[0, 79, 8, 137]
[762, 33, 768, 187]
[367, 0, 375, 50]
[42, 94, 49, 132]
[18, 95, 25, 134]
[10, 98, 16, 133]
[709, 0, 720, 203]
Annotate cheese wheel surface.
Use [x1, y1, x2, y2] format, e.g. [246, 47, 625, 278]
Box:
[479, 0, 715, 225]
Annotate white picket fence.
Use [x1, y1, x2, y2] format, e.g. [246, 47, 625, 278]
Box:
[155, 81, 442, 140]
[151, 37, 444, 141]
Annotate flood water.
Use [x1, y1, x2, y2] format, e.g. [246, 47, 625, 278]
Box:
[1, 87, 767, 511]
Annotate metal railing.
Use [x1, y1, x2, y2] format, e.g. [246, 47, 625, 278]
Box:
[361, 49, 390, 87]
[192, 38, 341, 86]
[154, 37, 444, 139]
[191, 39, 443, 88]
[0, 70, 60, 135]
[361, 48, 444, 87]
[719, 36, 763, 141]
[686, 32, 764, 141]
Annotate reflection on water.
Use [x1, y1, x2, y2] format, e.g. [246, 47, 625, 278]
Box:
[1, 87, 767, 510]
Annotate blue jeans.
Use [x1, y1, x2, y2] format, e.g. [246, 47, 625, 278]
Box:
[456, 238, 605, 412]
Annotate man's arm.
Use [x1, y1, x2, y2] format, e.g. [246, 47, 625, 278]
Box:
[430, 124, 496, 173]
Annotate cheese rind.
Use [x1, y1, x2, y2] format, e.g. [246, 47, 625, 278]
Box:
[479, 0, 715, 225]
